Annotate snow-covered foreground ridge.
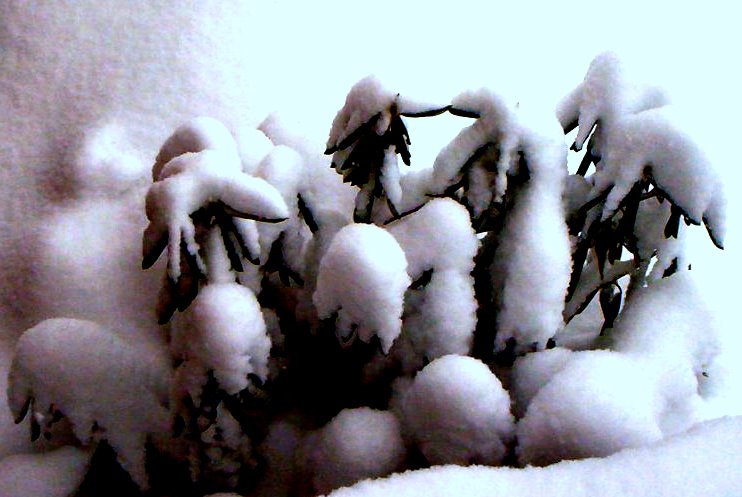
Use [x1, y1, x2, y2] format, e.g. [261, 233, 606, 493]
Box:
[327, 415, 742, 497]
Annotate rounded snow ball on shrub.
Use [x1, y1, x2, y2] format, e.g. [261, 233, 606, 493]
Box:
[306, 407, 405, 494]
[313, 223, 410, 354]
[399, 355, 515, 466]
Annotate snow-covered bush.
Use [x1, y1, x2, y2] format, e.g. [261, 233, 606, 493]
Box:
[5, 53, 733, 496]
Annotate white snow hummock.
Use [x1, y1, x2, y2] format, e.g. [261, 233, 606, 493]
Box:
[397, 355, 514, 466]
[302, 407, 405, 495]
[0, 446, 90, 497]
[7, 319, 169, 489]
[314, 224, 410, 353]
[325, 415, 742, 497]
[172, 282, 271, 399]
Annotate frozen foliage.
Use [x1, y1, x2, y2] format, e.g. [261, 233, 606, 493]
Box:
[397, 355, 514, 465]
[0, 447, 90, 497]
[172, 282, 271, 399]
[314, 224, 410, 353]
[326, 415, 742, 497]
[303, 408, 405, 495]
[7, 319, 169, 488]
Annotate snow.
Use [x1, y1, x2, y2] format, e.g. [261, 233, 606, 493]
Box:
[144, 146, 290, 280]
[0, 447, 90, 497]
[325, 415, 742, 497]
[303, 407, 406, 495]
[396, 355, 514, 466]
[510, 347, 574, 418]
[172, 282, 271, 398]
[7, 318, 169, 489]
[314, 224, 410, 353]
[592, 107, 726, 248]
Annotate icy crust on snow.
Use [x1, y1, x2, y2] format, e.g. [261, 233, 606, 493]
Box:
[0, 446, 90, 497]
[303, 407, 405, 495]
[144, 119, 290, 280]
[326, 76, 446, 152]
[172, 282, 271, 398]
[592, 107, 726, 248]
[314, 224, 410, 353]
[7, 319, 169, 489]
[325, 415, 742, 497]
[397, 355, 514, 466]
[556, 51, 670, 150]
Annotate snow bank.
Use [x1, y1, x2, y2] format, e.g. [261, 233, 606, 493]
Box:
[7, 318, 169, 488]
[0, 447, 90, 497]
[314, 224, 410, 353]
[397, 355, 514, 466]
[326, 415, 742, 497]
[303, 407, 405, 495]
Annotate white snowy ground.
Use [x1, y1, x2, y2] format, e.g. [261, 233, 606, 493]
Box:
[0, 0, 740, 495]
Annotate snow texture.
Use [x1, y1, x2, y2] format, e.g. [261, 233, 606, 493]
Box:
[397, 355, 514, 466]
[7, 319, 169, 488]
[303, 407, 405, 495]
[325, 415, 742, 497]
[314, 224, 410, 353]
[0, 447, 90, 497]
[172, 282, 271, 398]
[510, 347, 574, 418]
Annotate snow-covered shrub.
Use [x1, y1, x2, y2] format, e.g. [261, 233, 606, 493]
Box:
[5, 53, 731, 496]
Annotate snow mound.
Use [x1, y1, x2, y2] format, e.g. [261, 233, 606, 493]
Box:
[172, 282, 271, 398]
[314, 224, 410, 353]
[510, 347, 574, 418]
[398, 355, 514, 466]
[304, 407, 405, 495]
[7, 319, 169, 489]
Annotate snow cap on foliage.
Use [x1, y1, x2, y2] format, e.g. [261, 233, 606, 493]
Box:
[386, 198, 478, 278]
[172, 282, 271, 397]
[305, 407, 405, 495]
[592, 107, 726, 248]
[493, 116, 571, 353]
[556, 51, 670, 149]
[144, 147, 289, 280]
[152, 116, 240, 181]
[314, 224, 410, 353]
[7, 319, 169, 489]
[326, 75, 447, 153]
[398, 355, 514, 466]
